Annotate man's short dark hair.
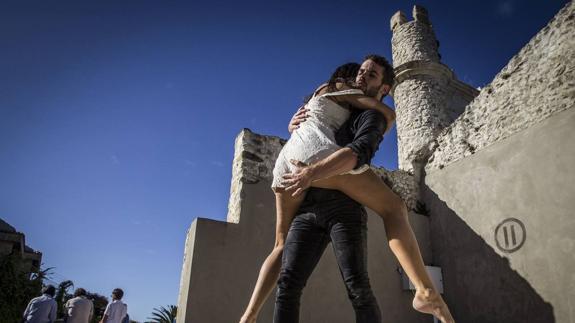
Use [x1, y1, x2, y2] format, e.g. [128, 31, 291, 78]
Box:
[112, 288, 124, 300]
[42, 285, 56, 297]
[364, 54, 395, 87]
[74, 288, 87, 297]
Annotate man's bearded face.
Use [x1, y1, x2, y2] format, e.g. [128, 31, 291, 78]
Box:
[356, 60, 386, 98]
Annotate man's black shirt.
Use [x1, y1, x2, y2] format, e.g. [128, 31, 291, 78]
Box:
[335, 109, 387, 170]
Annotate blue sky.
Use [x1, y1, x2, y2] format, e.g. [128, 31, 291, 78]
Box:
[0, 0, 568, 321]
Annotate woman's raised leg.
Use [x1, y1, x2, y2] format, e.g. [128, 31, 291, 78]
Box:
[240, 188, 305, 323]
[312, 170, 455, 323]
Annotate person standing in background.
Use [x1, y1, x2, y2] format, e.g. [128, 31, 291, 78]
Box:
[100, 288, 127, 323]
[22, 285, 57, 323]
[65, 288, 94, 323]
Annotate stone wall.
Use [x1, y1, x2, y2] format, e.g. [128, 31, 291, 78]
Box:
[0, 218, 42, 272]
[226, 129, 285, 223]
[426, 1, 575, 172]
[371, 167, 418, 210]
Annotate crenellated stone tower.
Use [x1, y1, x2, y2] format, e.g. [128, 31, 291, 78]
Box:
[391, 5, 479, 177]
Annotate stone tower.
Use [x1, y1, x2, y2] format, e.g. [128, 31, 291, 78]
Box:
[390, 5, 478, 176]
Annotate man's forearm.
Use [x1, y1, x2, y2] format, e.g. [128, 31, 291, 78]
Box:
[308, 147, 358, 182]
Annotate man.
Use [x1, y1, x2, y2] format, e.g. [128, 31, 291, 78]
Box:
[22, 285, 58, 323]
[65, 288, 94, 323]
[273, 55, 394, 323]
[100, 288, 127, 323]
[274, 55, 455, 323]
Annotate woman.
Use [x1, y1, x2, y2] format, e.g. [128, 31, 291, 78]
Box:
[240, 63, 454, 323]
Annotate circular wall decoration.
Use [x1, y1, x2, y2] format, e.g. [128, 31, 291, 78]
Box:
[494, 218, 526, 253]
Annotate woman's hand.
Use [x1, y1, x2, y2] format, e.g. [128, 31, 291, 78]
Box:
[288, 106, 308, 133]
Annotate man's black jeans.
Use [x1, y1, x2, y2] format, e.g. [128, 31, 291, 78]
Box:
[273, 189, 381, 323]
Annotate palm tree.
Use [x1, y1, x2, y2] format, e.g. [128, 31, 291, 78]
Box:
[30, 266, 54, 282]
[55, 280, 74, 317]
[86, 291, 108, 323]
[147, 305, 177, 323]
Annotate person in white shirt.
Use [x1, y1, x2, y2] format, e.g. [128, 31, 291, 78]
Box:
[100, 288, 127, 323]
[22, 285, 57, 323]
[65, 288, 94, 323]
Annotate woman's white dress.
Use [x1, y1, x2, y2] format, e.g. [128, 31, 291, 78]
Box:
[272, 89, 369, 188]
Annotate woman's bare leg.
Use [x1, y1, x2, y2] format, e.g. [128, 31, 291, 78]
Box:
[312, 170, 455, 323]
[240, 188, 305, 323]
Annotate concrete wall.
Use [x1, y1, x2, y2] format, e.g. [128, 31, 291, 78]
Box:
[423, 107, 575, 322]
[177, 130, 436, 323]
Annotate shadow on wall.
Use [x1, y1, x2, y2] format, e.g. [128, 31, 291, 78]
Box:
[421, 184, 555, 323]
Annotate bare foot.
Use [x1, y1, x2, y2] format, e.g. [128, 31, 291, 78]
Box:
[412, 288, 455, 323]
[239, 315, 256, 323]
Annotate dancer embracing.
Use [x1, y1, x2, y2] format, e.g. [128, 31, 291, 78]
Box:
[241, 55, 455, 323]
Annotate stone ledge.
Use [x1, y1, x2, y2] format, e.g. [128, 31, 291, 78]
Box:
[391, 60, 479, 101]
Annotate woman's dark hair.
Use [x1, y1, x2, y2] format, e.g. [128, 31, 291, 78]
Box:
[327, 62, 361, 92]
[303, 62, 361, 103]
